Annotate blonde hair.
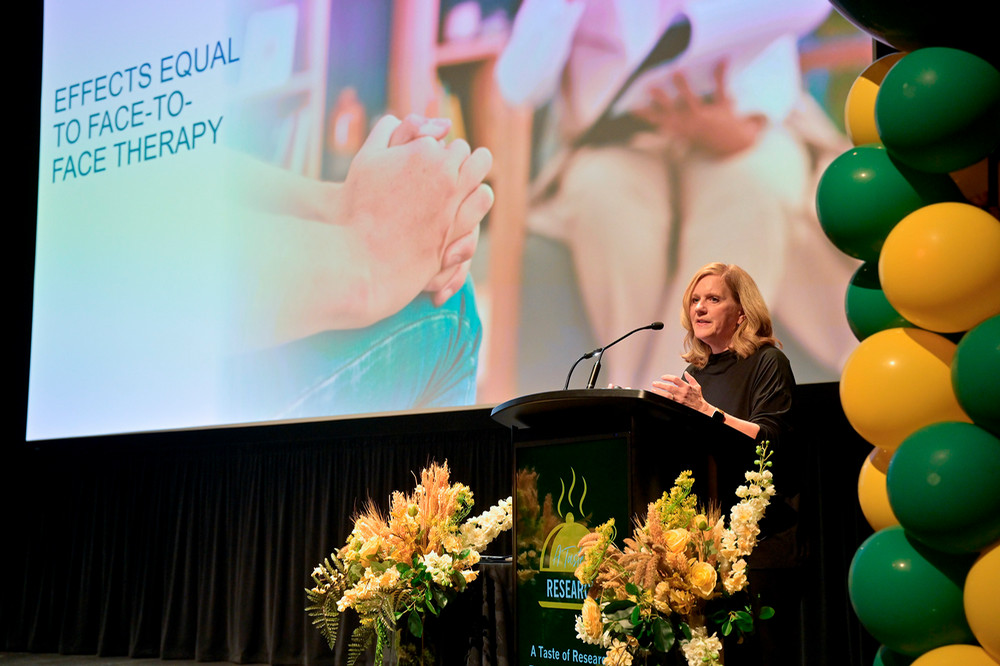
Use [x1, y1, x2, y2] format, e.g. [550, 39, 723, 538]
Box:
[680, 262, 780, 368]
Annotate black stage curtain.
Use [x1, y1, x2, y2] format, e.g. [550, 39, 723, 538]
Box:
[2, 385, 879, 665]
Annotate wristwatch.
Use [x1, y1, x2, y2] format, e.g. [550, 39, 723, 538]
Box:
[711, 408, 726, 423]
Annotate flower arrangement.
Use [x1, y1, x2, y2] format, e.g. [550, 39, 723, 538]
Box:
[573, 443, 776, 666]
[306, 461, 512, 665]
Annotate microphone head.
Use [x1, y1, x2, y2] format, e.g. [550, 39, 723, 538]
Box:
[651, 321, 664, 330]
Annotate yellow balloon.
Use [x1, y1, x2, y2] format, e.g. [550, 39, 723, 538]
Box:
[858, 448, 899, 532]
[912, 644, 999, 666]
[845, 53, 906, 146]
[840, 328, 971, 451]
[880, 203, 1000, 333]
[965, 541, 1000, 662]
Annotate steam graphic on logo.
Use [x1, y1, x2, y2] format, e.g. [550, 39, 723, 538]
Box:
[538, 467, 597, 610]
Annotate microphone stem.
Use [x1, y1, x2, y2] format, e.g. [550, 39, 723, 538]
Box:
[586, 350, 604, 389]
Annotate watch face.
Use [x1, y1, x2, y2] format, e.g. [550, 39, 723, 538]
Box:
[712, 409, 725, 422]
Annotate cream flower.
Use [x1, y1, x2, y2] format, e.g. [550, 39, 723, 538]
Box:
[723, 558, 748, 594]
[460, 498, 513, 551]
[443, 533, 463, 554]
[652, 581, 673, 614]
[605, 638, 633, 666]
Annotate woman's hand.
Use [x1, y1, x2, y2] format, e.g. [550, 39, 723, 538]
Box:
[651, 370, 761, 439]
[650, 371, 713, 415]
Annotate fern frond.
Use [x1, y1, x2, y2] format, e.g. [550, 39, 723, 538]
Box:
[305, 553, 352, 650]
[304, 586, 342, 650]
[374, 593, 398, 635]
[347, 623, 375, 666]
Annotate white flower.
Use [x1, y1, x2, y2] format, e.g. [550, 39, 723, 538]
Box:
[421, 551, 455, 586]
[459, 498, 512, 551]
[680, 625, 723, 666]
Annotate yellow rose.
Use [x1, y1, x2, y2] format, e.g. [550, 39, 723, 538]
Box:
[357, 535, 381, 566]
[688, 560, 718, 598]
[664, 529, 690, 553]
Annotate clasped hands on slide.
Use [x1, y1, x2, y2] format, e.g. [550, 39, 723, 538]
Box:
[352, 113, 494, 310]
[233, 113, 493, 349]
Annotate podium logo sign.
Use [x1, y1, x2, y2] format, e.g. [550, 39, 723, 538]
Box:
[515, 437, 629, 665]
[536, 467, 612, 610]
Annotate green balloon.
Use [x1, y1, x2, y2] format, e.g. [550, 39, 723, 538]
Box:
[876, 47, 1000, 173]
[846, 262, 914, 341]
[874, 646, 915, 666]
[848, 526, 975, 656]
[952, 314, 1000, 435]
[816, 144, 962, 262]
[887, 422, 1000, 553]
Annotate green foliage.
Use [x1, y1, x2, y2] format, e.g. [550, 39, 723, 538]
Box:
[452, 490, 474, 526]
[407, 609, 423, 638]
[709, 600, 774, 641]
[651, 471, 699, 530]
[651, 617, 675, 653]
[600, 597, 679, 660]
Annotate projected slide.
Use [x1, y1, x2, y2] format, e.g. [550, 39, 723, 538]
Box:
[28, 0, 869, 440]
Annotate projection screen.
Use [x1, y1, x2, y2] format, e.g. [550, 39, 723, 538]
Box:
[28, 0, 870, 440]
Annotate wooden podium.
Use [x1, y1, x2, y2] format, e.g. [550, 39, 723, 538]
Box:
[491, 388, 752, 666]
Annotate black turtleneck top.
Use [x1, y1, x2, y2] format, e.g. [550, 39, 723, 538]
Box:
[685, 344, 794, 445]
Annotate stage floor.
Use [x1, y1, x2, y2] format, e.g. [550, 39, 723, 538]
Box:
[0, 655, 234, 665]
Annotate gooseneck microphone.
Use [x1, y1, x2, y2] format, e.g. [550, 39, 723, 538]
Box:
[564, 322, 664, 390]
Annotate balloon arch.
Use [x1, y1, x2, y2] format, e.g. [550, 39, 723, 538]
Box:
[814, 3, 1000, 664]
